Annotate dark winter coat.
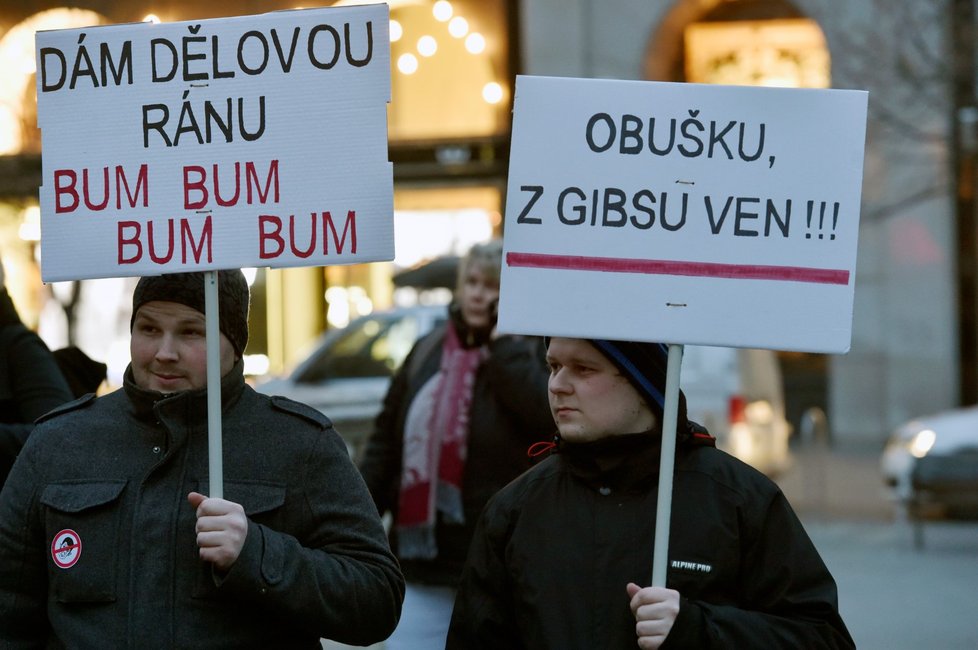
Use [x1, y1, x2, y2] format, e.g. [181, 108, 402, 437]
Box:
[0, 290, 73, 487]
[358, 320, 554, 586]
[0, 361, 404, 649]
[448, 432, 855, 649]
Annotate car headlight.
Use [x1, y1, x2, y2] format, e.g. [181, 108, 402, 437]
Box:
[907, 429, 936, 458]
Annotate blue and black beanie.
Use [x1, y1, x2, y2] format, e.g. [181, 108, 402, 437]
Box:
[587, 339, 689, 433]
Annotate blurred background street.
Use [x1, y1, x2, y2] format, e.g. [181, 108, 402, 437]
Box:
[780, 442, 978, 650]
[809, 518, 978, 650]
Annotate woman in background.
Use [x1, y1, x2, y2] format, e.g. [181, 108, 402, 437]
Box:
[358, 239, 553, 649]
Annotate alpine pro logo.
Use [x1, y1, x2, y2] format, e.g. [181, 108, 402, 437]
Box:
[51, 529, 82, 569]
[671, 559, 712, 574]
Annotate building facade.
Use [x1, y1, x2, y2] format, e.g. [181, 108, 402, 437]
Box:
[519, 0, 959, 444]
[0, 0, 966, 443]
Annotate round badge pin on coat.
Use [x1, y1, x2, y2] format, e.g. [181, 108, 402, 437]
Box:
[51, 529, 82, 569]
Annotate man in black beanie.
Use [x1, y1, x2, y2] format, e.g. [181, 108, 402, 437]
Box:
[448, 337, 854, 649]
[0, 270, 404, 648]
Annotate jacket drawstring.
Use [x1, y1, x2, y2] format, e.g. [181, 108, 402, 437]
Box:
[527, 437, 559, 459]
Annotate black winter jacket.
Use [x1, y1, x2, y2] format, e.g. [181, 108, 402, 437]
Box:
[0, 362, 403, 649]
[448, 432, 855, 649]
[0, 290, 72, 486]
[358, 320, 554, 586]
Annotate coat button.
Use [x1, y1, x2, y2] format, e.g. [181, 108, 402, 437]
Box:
[598, 486, 611, 496]
[152, 446, 162, 454]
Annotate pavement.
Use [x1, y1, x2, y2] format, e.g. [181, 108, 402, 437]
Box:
[806, 517, 978, 649]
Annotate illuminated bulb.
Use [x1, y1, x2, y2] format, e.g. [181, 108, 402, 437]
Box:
[143, 14, 161, 24]
[243, 354, 270, 377]
[397, 53, 419, 74]
[433, 1, 453, 22]
[448, 16, 468, 38]
[18, 221, 40, 242]
[355, 295, 374, 316]
[482, 82, 503, 104]
[910, 429, 936, 458]
[465, 32, 485, 54]
[417, 35, 437, 57]
[745, 400, 774, 424]
[390, 19, 403, 42]
[18, 205, 40, 242]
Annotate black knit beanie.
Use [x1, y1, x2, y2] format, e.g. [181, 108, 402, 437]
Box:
[130, 270, 250, 357]
[586, 338, 689, 433]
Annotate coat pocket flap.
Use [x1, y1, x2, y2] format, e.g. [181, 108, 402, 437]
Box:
[197, 479, 287, 516]
[41, 480, 127, 513]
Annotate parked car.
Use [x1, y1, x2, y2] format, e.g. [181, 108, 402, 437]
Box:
[256, 305, 447, 457]
[881, 406, 978, 518]
[257, 306, 792, 474]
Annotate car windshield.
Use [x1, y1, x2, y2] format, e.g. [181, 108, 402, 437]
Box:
[295, 313, 425, 383]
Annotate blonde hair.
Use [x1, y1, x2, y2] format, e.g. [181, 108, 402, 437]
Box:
[455, 239, 502, 295]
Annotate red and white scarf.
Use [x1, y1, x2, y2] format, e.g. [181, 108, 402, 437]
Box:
[396, 324, 487, 559]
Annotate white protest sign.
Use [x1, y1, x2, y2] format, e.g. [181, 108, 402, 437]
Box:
[36, 5, 393, 282]
[498, 76, 867, 354]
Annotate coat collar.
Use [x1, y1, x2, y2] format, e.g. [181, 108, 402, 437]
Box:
[559, 431, 664, 492]
[556, 424, 716, 493]
[123, 359, 246, 424]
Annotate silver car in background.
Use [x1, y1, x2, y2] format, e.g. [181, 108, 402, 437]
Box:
[881, 406, 978, 519]
[256, 305, 447, 458]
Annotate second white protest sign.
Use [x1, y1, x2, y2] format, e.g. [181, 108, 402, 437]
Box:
[498, 76, 868, 354]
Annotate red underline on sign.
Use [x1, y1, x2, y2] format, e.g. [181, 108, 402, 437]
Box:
[506, 252, 850, 286]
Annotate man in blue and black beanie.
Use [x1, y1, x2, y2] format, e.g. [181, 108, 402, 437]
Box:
[448, 336, 854, 650]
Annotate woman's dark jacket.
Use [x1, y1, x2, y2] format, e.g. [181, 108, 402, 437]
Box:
[447, 432, 856, 649]
[0, 289, 72, 487]
[358, 319, 554, 586]
[0, 362, 404, 649]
